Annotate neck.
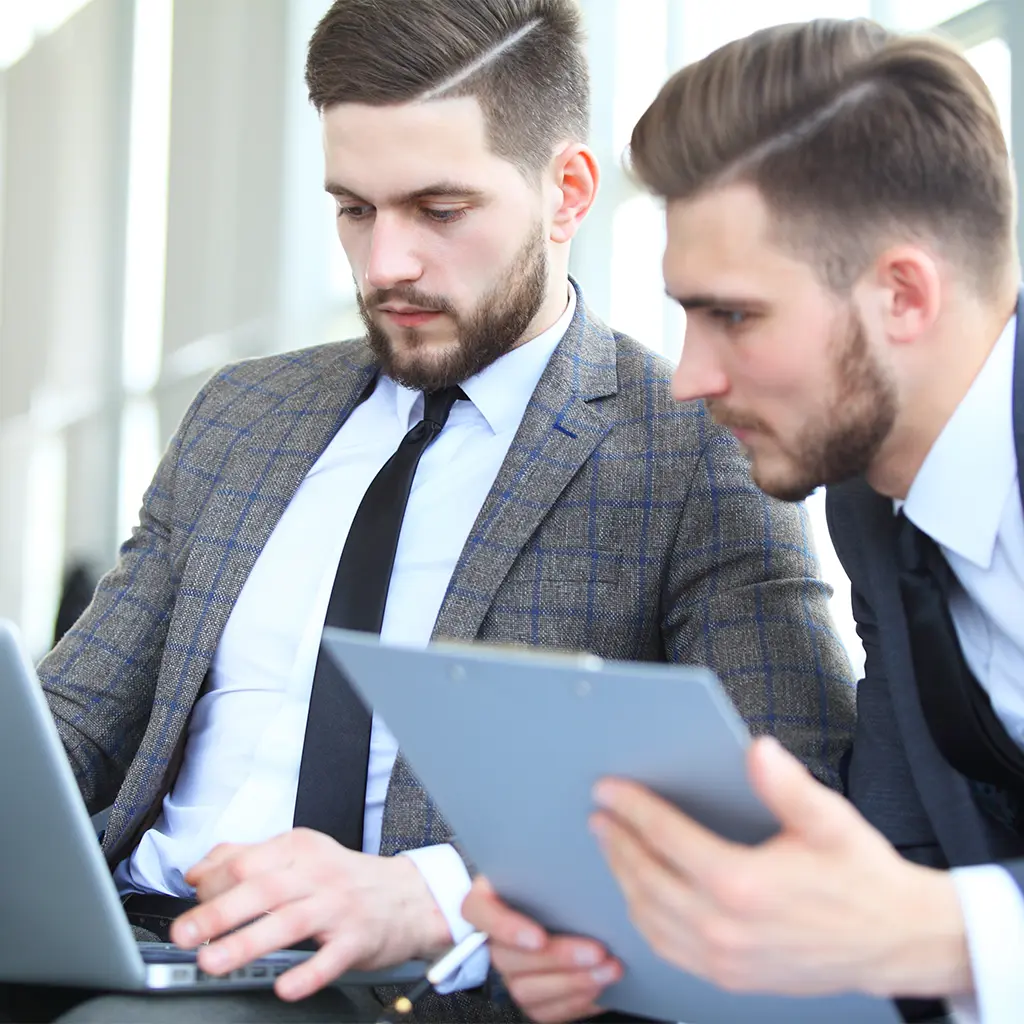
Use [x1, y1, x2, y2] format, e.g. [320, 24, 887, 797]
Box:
[511, 271, 573, 352]
[866, 281, 1017, 499]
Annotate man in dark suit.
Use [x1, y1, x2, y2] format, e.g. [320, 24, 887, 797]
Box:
[3, 3, 856, 1023]
[467, 17, 1023, 1024]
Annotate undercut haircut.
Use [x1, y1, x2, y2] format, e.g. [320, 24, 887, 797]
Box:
[629, 18, 1015, 296]
[305, 0, 590, 176]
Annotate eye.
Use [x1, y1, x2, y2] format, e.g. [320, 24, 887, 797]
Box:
[710, 308, 748, 328]
[336, 203, 373, 221]
[422, 207, 467, 224]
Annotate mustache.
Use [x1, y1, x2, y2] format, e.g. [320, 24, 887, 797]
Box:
[362, 287, 457, 316]
[705, 400, 770, 434]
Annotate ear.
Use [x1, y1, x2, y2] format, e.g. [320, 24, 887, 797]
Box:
[547, 143, 599, 244]
[868, 246, 942, 346]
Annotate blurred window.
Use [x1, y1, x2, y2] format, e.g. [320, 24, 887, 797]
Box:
[0, 0, 93, 67]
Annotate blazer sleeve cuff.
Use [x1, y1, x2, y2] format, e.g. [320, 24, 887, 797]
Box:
[401, 843, 490, 993]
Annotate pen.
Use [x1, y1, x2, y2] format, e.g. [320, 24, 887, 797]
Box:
[376, 930, 490, 1022]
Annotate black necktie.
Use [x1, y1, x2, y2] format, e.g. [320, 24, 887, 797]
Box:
[292, 386, 466, 851]
[895, 512, 1024, 800]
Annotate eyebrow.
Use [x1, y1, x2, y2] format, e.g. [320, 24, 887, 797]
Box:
[324, 181, 488, 204]
[666, 290, 765, 312]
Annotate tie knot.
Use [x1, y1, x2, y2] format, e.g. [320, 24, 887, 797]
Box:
[422, 386, 466, 429]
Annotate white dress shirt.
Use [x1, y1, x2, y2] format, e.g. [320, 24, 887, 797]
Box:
[114, 287, 576, 992]
[902, 313, 1024, 1024]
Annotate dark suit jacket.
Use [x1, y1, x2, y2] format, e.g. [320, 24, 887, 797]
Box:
[40, 284, 855, 1022]
[826, 305, 1024, 898]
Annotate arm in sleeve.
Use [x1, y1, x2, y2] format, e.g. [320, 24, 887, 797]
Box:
[661, 423, 856, 788]
[37, 375, 216, 813]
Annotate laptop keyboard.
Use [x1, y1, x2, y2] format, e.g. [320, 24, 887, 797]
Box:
[138, 941, 307, 987]
[138, 943, 200, 964]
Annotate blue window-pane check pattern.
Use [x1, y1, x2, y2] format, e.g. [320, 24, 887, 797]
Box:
[38, 291, 854, 951]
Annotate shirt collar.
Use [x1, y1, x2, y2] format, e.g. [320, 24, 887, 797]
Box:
[391, 284, 576, 434]
[901, 313, 1018, 569]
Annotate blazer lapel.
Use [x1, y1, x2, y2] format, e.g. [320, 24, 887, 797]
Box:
[165, 344, 379, 731]
[383, 288, 619, 854]
[431, 287, 618, 642]
[857, 489, 995, 864]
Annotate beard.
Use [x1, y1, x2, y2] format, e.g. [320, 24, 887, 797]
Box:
[709, 312, 898, 502]
[357, 227, 549, 393]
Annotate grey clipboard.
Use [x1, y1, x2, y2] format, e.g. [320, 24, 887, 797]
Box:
[322, 628, 900, 1024]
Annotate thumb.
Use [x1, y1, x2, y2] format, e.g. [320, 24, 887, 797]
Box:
[472, 875, 495, 896]
[748, 736, 860, 847]
[184, 842, 245, 884]
[462, 877, 548, 951]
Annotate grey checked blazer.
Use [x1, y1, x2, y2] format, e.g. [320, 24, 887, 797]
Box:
[41, 284, 854, 1022]
[826, 297, 1024, 895]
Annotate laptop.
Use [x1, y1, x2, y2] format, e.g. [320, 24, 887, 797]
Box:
[0, 618, 425, 992]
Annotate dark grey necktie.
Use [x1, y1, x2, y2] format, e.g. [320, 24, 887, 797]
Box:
[292, 386, 465, 850]
[895, 512, 1024, 834]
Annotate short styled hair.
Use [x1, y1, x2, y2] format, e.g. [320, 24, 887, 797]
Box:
[629, 18, 1015, 295]
[305, 0, 590, 175]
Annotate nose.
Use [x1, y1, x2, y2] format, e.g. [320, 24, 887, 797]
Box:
[364, 213, 424, 292]
[671, 329, 730, 404]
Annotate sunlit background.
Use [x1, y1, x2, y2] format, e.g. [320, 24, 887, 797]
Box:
[0, 0, 1016, 670]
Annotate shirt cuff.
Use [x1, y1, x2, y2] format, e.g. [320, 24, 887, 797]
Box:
[949, 864, 1024, 1024]
[401, 843, 490, 994]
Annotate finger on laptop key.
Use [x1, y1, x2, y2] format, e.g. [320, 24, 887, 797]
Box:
[184, 842, 248, 887]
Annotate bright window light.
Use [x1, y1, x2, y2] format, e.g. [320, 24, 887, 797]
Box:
[885, 0, 987, 32]
[0, 0, 93, 68]
[673, 0, 871, 65]
[612, 0, 668, 156]
[610, 195, 666, 352]
[23, 433, 66, 656]
[121, 0, 174, 395]
[966, 36, 1012, 149]
[117, 397, 160, 545]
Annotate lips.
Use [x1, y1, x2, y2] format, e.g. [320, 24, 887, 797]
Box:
[379, 307, 442, 327]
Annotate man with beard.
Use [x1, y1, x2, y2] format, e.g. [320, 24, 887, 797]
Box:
[465, 16, 1024, 1024]
[17, 3, 856, 1023]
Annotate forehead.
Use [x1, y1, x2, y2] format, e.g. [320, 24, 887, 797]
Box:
[321, 96, 522, 197]
[662, 183, 816, 299]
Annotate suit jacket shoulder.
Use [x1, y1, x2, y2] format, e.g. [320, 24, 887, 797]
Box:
[176, 338, 375, 439]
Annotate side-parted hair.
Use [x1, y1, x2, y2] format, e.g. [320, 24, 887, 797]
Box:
[305, 0, 589, 176]
[629, 19, 1015, 295]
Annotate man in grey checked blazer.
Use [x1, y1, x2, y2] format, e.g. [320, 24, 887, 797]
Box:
[27, 3, 852, 1023]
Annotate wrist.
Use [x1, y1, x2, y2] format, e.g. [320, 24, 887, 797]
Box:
[875, 866, 973, 998]
[393, 854, 453, 958]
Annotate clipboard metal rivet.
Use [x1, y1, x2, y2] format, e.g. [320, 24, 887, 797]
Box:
[575, 678, 591, 697]
[450, 665, 467, 682]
